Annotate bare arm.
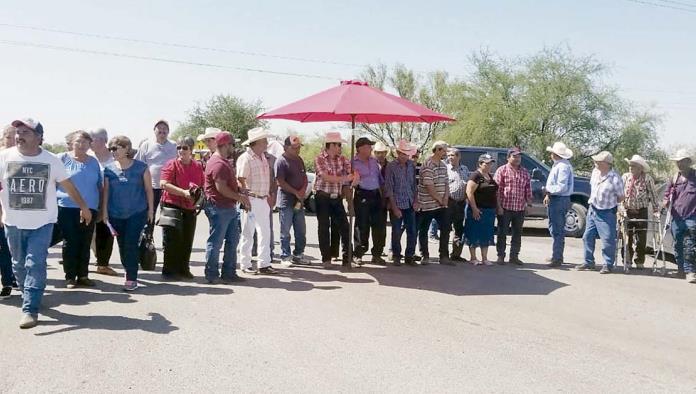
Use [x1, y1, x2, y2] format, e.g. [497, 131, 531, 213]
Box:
[160, 179, 191, 199]
[58, 179, 93, 225]
[215, 179, 250, 209]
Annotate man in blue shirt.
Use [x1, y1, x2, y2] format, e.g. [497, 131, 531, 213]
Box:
[384, 140, 418, 266]
[352, 137, 386, 265]
[544, 142, 575, 267]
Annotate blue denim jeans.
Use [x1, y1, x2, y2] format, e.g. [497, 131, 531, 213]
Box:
[5, 223, 53, 315]
[391, 207, 417, 258]
[204, 204, 241, 281]
[278, 206, 306, 258]
[671, 215, 696, 274]
[547, 196, 570, 261]
[583, 206, 617, 267]
[110, 210, 147, 281]
[0, 225, 15, 287]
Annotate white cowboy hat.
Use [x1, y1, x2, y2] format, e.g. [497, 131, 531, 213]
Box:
[241, 127, 272, 146]
[197, 127, 221, 141]
[545, 142, 573, 159]
[324, 131, 347, 144]
[591, 151, 613, 164]
[373, 141, 389, 152]
[431, 140, 449, 152]
[624, 154, 650, 171]
[670, 148, 693, 162]
[395, 139, 417, 157]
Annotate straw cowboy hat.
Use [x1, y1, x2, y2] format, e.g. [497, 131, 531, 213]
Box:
[373, 141, 389, 152]
[545, 142, 573, 159]
[197, 127, 221, 141]
[241, 127, 272, 146]
[624, 154, 650, 171]
[324, 131, 347, 144]
[395, 139, 417, 157]
[670, 148, 693, 162]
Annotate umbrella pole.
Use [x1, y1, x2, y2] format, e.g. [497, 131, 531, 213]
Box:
[347, 115, 355, 269]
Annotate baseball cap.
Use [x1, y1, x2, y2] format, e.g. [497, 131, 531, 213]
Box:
[153, 119, 169, 129]
[12, 118, 44, 136]
[215, 131, 233, 146]
[284, 135, 303, 147]
[591, 151, 613, 164]
[478, 153, 495, 163]
[355, 137, 375, 149]
[508, 147, 521, 156]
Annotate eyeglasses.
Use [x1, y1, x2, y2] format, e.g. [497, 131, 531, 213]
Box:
[176, 145, 190, 151]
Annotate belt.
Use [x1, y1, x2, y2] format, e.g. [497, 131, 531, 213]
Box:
[316, 190, 341, 199]
[591, 205, 617, 212]
[355, 188, 380, 195]
[247, 192, 268, 199]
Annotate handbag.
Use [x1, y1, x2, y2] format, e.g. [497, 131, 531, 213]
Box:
[157, 206, 183, 228]
[139, 232, 157, 271]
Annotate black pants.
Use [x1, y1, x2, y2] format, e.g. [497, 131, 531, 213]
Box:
[57, 207, 97, 280]
[94, 221, 114, 266]
[625, 208, 648, 265]
[352, 188, 386, 258]
[145, 188, 163, 236]
[496, 209, 525, 258]
[161, 204, 197, 275]
[417, 208, 450, 258]
[330, 219, 341, 258]
[448, 199, 466, 258]
[316, 192, 349, 263]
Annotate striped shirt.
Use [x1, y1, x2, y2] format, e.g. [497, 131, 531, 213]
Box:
[494, 163, 532, 212]
[589, 168, 624, 210]
[418, 157, 448, 211]
[384, 159, 417, 210]
[447, 163, 470, 201]
[314, 150, 351, 195]
[622, 172, 658, 211]
[236, 148, 271, 197]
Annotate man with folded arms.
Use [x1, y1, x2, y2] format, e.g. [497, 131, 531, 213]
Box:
[385, 140, 418, 266]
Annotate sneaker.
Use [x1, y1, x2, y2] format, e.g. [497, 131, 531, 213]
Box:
[281, 255, 292, 263]
[509, 257, 524, 266]
[77, 277, 96, 287]
[258, 266, 278, 275]
[471, 259, 482, 266]
[96, 266, 119, 276]
[496, 256, 506, 265]
[413, 255, 422, 262]
[420, 256, 430, 265]
[577, 264, 596, 271]
[482, 260, 494, 266]
[292, 255, 308, 264]
[19, 313, 38, 329]
[600, 265, 613, 274]
[123, 280, 138, 291]
[66, 279, 77, 289]
[371, 255, 387, 266]
[439, 257, 455, 266]
[0, 287, 11, 299]
[687, 273, 696, 284]
[322, 260, 332, 269]
[547, 260, 563, 267]
[241, 267, 258, 275]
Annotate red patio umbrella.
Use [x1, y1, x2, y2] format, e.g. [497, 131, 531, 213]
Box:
[258, 80, 455, 268]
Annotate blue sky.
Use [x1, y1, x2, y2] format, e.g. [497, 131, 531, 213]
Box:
[1, 0, 694, 148]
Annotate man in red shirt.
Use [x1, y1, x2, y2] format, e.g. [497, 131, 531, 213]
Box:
[494, 147, 532, 265]
[203, 132, 250, 284]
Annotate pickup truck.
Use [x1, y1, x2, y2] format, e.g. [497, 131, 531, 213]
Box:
[454, 146, 592, 237]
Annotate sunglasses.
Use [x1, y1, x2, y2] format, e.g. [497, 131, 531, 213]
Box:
[108, 146, 123, 152]
[176, 145, 191, 151]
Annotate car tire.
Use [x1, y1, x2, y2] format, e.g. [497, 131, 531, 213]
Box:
[304, 193, 316, 214]
[564, 203, 587, 238]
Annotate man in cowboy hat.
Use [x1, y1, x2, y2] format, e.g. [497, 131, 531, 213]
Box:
[314, 131, 358, 269]
[417, 140, 452, 266]
[578, 151, 624, 274]
[621, 154, 659, 270]
[663, 148, 696, 282]
[446, 147, 470, 262]
[544, 142, 575, 267]
[372, 141, 390, 259]
[236, 127, 278, 275]
[135, 119, 177, 232]
[197, 127, 221, 154]
[351, 137, 386, 265]
[384, 140, 418, 265]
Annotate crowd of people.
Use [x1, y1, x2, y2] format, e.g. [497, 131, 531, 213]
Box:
[0, 118, 694, 329]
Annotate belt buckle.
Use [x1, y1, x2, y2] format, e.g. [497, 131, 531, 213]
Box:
[330, 193, 338, 199]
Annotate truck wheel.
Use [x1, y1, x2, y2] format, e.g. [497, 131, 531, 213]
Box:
[564, 203, 587, 238]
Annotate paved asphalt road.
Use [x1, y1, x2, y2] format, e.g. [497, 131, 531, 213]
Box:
[1, 214, 694, 393]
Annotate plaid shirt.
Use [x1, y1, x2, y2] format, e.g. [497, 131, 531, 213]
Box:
[236, 148, 271, 196]
[384, 159, 417, 210]
[589, 168, 624, 210]
[447, 163, 470, 201]
[314, 150, 351, 195]
[418, 157, 448, 211]
[622, 172, 657, 210]
[494, 163, 532, 212]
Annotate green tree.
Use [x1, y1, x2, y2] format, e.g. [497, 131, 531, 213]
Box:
[174, 94, 267, 142]
[299, 136, 325, 172]
[43, 142, 67, 154]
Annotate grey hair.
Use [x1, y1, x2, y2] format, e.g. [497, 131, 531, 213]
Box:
[90, 128, 108, 142]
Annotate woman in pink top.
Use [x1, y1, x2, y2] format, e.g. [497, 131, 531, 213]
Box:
[159, 136, 205, 280]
